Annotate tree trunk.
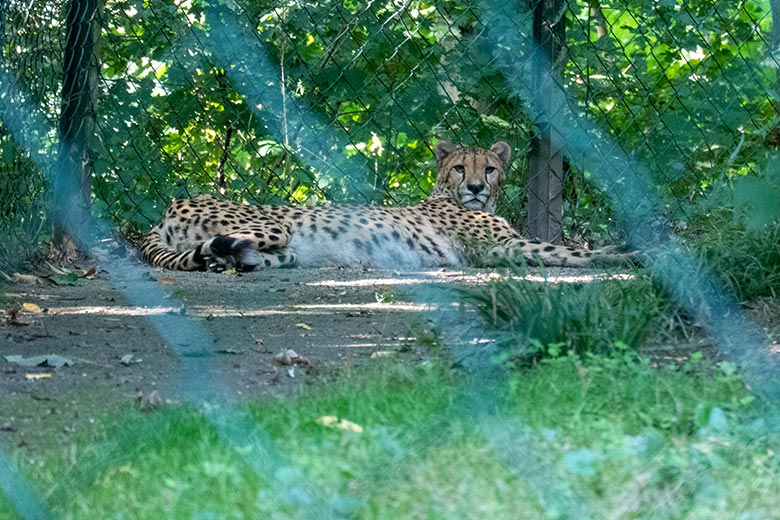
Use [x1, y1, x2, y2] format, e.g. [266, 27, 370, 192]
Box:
[52, 0, 99, 256]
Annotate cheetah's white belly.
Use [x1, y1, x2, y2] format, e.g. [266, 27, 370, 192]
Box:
[288, 232, 461, 269]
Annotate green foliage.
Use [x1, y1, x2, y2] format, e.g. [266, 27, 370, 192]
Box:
[733, 152, 780, 231]
[0, 136, 48, 271]
[462, 272, 668, 360]
[562, 0, 776, 241]
[0, 0, 60, 269]
[87, 0, 777, 246]
[685, 153, 780, 300]
[94, 0, 532, 232]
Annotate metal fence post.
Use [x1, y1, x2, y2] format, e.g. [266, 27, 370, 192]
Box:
[527, 0, 565, 243]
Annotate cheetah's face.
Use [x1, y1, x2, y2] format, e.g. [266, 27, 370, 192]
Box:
[434, 141, 511, 213]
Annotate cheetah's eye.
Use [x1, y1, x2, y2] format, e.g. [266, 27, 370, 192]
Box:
[454, 165, 465, 175]
[485, 166, 497, 175]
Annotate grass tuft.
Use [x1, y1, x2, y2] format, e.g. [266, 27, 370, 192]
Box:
[461, 272, 670, 361]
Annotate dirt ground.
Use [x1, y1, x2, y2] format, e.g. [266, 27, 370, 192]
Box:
[0, 258, 532, 455]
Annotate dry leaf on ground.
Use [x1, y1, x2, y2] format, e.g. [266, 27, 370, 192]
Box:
[25, 373, 52, 380]
[5, 354, 73, 368]
[274, 349, 300, 365]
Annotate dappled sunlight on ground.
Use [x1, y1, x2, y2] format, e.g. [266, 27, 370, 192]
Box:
[23, 301, 440, 317]
[306, 269, 635, 287]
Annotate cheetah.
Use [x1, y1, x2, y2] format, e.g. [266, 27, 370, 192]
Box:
[139, 141, 631, 270]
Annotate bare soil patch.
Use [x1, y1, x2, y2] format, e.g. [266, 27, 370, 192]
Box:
[0, 262, 507, 454]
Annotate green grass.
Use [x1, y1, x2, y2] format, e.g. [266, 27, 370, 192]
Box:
[1, 356, 777, 520]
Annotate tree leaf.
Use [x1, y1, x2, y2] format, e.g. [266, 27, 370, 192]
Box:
[49, 273, 80, 286]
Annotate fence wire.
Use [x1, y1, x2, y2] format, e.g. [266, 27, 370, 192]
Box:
[0, 0, 65, 268]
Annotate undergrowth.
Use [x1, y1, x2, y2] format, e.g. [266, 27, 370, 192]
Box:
[0, 355, 774, 519]
[692, 218, 780, 301]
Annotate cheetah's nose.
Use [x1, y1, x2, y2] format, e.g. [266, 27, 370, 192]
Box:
[466, 183, 485, 195]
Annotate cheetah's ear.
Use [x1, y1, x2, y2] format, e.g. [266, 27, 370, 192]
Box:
[435, 141, 458, 165]
[490, 141, 512, 167]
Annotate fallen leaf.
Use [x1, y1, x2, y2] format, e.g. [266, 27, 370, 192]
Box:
[119, 354, 135, 366]
[336, 419, 363, 433]
[274, 349, 300, 365]
[49, 273, 79, 286]
[5, 354, 73, 368]
[136, 389, 165, 412]
[147, 390, 162, 406]
[316, 415, 339, 427]
[370, 351, 396, 359]
[21, 303, 42, 313]
[157, 277, 177, 285]
[222, 268, 238, 275]
[295, 323, 313, 330]
[7, 273, 39, 284]
[83, 266, 97, 277]
[25, 373, 52, 380]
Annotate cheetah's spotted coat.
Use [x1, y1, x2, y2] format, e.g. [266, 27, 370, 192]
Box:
[139, 141, 630, 270]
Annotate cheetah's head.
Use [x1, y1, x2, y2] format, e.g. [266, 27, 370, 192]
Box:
[433, 141, 511, 213]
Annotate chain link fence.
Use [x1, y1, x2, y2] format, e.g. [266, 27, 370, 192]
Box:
[0, 0, 778, 267]
[2, 1, 779, 516]
[0, 0, 65, 267]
